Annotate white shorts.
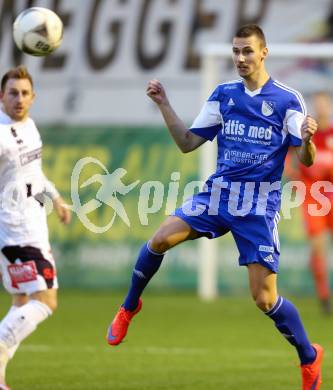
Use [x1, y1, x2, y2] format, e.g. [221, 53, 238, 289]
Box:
[0, 243, 58, 295]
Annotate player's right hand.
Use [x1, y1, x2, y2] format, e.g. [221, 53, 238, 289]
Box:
[146, 79, 168, 105]
[53, 196, 72, 225]
[301, 115, 317, 143]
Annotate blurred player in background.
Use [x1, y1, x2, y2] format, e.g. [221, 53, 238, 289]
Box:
[0, 66, 71, 390]
[286, 91, 333, 314]
[107, 24, 323, 389]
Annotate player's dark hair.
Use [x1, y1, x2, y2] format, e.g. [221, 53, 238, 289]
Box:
[235, 24, 266, 47]
[1, 65, 33, 92]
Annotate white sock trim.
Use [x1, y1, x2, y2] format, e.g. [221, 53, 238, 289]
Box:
[265, 296, 284, 316]
[147, 241, 166, 256]
[28, 300, 53, 316]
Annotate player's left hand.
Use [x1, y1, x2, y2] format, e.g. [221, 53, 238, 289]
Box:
[53, 196, 72, 224]
[301, 115, 317, 143]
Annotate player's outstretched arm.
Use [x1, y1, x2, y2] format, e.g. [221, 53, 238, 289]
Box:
[42, 173, 72, 224]
[146, 79, 206, 153]
[295, 115, 317, 166]
[53, 196, 72, 225]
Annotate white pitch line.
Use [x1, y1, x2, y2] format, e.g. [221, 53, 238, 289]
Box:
[20, 345, 52, 352]
[131, 346, 208, 355]
[21, 345, 329, 359]
[20, 344, 208, 355]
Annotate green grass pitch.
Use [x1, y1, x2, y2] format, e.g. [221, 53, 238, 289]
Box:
[2, 291, 332, 389]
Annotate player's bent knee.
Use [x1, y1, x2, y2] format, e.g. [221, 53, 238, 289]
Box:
[254, 295, 275, 312]
[150, 232, 172, 253]
[45, 299, 57, 312]
[31, 292, 58, 312]
[35, 298, 57, 312]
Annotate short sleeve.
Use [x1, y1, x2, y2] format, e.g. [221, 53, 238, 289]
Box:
[285, 93, 307, 147]
[189, 86, 223, 141]
[42, 171, 60, 200]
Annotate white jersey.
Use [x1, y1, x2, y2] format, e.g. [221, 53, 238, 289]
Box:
[0, 110, 57, 248]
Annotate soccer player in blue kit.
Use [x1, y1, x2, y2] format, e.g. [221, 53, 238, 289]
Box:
[107, 24, 323, 389]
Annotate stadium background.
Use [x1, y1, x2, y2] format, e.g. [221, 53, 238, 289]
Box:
[1, 0, 333, 293]
[1, 2, 333, 390]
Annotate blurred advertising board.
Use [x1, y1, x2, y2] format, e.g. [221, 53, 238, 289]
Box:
[0, 0, 332, 125]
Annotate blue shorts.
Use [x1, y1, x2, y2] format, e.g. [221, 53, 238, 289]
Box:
[173, 191, 280, 273]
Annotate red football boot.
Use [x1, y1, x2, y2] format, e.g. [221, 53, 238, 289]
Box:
[301, 344, 324, 390]
[106, 299, 142, 346]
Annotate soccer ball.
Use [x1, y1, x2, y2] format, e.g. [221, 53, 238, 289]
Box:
[13, 7, 63, 56]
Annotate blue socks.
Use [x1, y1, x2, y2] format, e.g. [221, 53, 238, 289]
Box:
[123, 242, 164, 311]
[265, 296, 316, 365]
[123, 247, 316, 366]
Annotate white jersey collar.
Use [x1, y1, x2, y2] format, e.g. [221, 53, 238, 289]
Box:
[0, 109, 32, 125]
[243, 77, 272, 97]
[0, 109, 14, 124]
[244, 86, 262, 97]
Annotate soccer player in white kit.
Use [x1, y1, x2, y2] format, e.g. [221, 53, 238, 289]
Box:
[0, 66, 71, 390]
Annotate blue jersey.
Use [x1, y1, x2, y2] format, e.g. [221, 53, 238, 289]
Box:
[190, 77, 306, 212]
